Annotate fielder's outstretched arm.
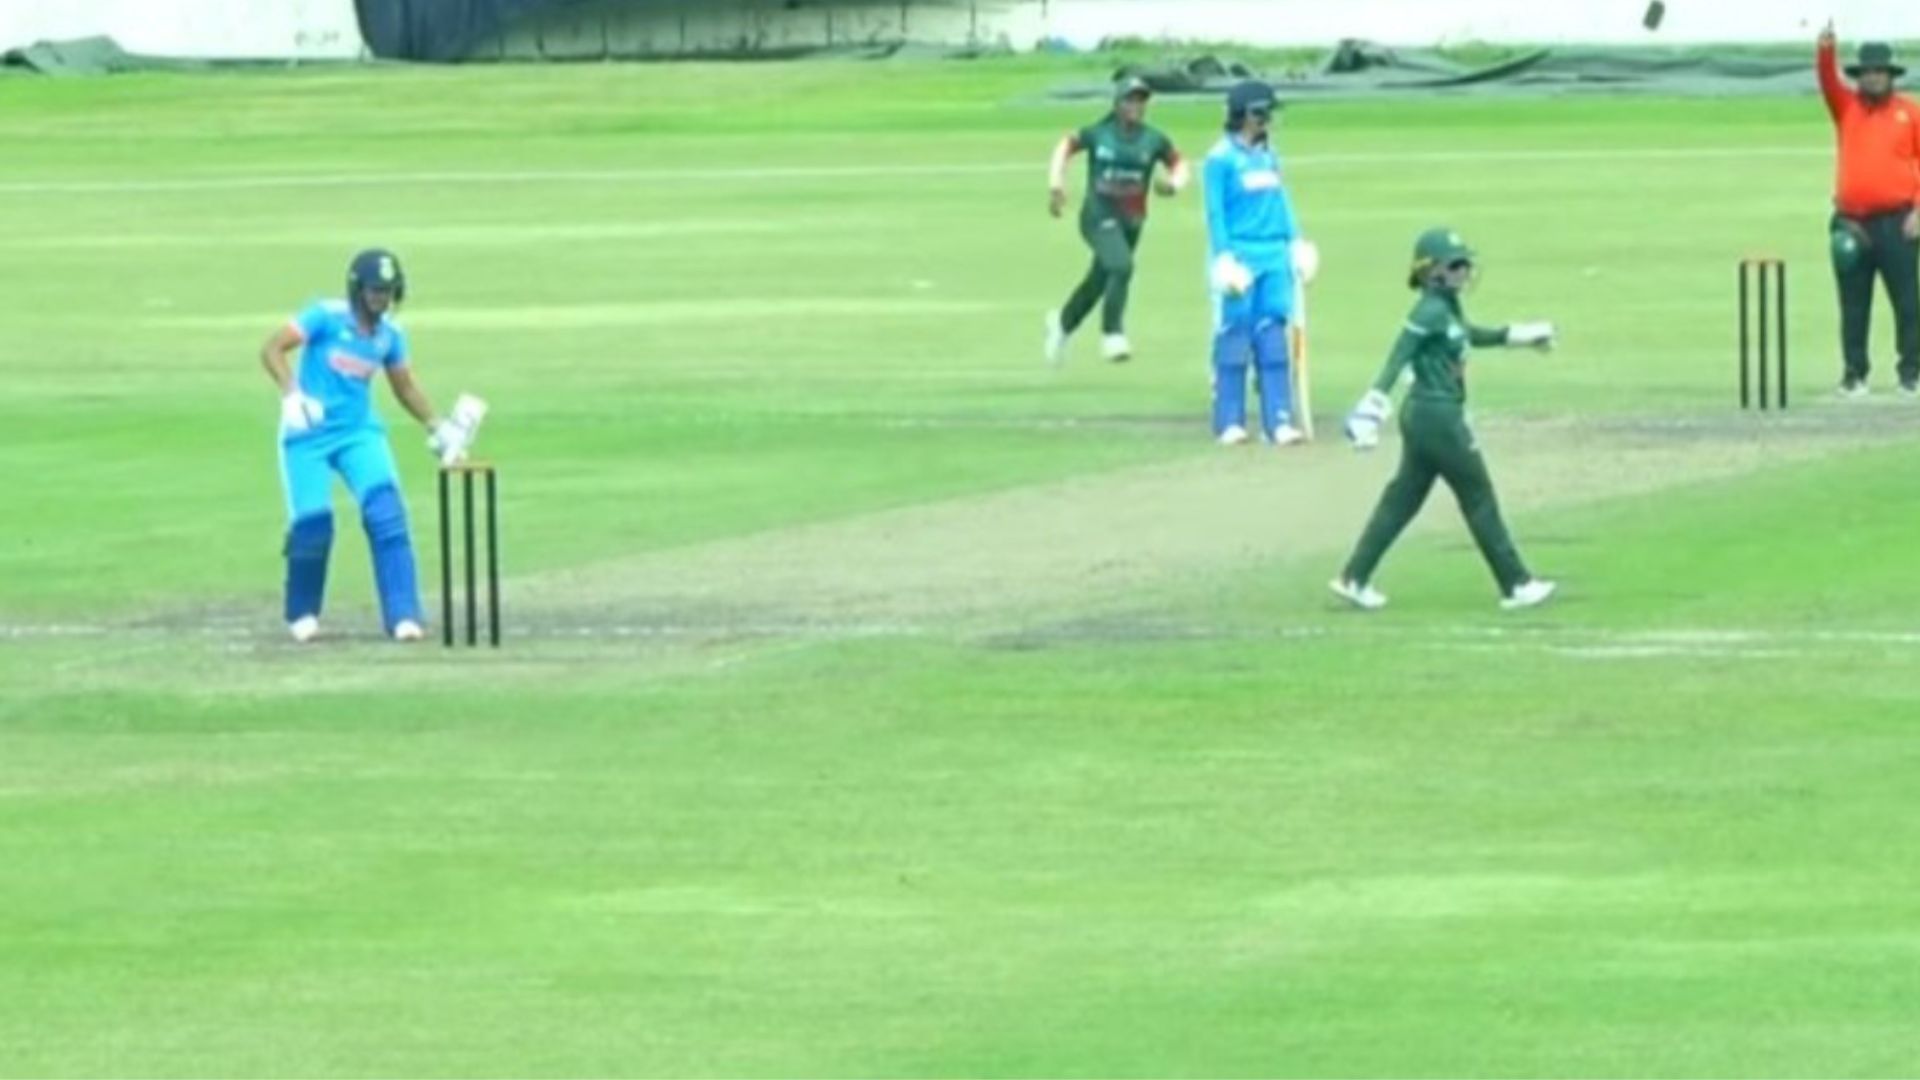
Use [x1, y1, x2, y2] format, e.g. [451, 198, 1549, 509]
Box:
[1468, 322, 1512, 348]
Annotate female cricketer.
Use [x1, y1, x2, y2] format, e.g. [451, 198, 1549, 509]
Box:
[1044, 75, 1188, 365]
[1204, 80, 1309, 446]
[1330, 228, 1560, 611]
[260, 249, 480, 643]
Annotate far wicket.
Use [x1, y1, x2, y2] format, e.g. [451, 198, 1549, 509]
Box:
[438, 462, 500, 647]
[1738, 257, 1788, 411]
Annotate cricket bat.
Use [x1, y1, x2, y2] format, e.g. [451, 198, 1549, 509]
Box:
[1289, 277, 1315, 439]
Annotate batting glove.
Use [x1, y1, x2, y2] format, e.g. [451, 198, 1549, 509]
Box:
[1291, 238, 1321, 286]
[428, 419, 470, 465]
[428, 393, 489, 466]
[1210, 253, 1253, 298]
[1343, 389, 1393, 451]
[280, 391, 325, 434]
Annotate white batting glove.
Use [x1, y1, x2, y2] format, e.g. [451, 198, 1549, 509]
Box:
[1343, 389, 1393, 451]
[1506, 321, 1557, 350]
[280, 391, 325, 434]
[428, 393, 488, 465]
[428, 419, 469, 465]
[1210, 253, 1254, 298]
[1291, 238, 1321, 286]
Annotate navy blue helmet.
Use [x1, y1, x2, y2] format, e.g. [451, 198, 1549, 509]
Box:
[1224, 80, 1278, 132]
[346, 248, 406, 315]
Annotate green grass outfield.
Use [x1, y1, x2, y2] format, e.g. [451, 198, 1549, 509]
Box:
[3, 62, 1919, 1076]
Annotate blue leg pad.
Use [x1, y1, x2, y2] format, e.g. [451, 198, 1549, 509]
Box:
[360, 484, 422, 633]
[1211, 326, 1252, 435]
[284, 512, 333, 622]
[1253, 319, 1293, 437]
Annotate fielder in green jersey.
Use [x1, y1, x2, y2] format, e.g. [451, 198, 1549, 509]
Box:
[1331, 228, 1561, 612]
[1044, 75, 1189, 365]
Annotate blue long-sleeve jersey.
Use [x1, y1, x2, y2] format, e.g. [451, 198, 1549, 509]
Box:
[1203, 135, 1297, 273]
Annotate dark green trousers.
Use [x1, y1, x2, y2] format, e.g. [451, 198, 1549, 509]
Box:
[1341, 402, 1530, 594]
[1833, 210, 1920, 384]
[1060, 216, 1142, 336]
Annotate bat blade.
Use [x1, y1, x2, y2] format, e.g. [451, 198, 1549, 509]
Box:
[1290, 278, 1314, 440]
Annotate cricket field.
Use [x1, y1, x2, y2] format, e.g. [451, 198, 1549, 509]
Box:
[2, 59, 1918, 1076]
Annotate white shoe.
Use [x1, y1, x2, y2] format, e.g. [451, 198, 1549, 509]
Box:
[392, 619, 425, 642]
[1044, 310, 1069, 366]
[1839, 378, 1869, 399]
[1101, 333, 1132, 363]
[1329, 578, 1388, 611]
[1500, 579, 1558, 611]
[1269, 423, 1307, 447]
[288, 615, 320, 643]
[1217, 424, 1251, 446]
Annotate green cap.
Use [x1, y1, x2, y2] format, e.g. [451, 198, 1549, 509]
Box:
[1412, 227, 1474, 270]
[1114, 74, 1153, 103]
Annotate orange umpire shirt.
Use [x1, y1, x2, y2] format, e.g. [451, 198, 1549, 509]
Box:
[1819, 42, 1920, 217]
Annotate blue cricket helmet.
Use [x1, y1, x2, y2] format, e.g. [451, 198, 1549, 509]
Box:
[346, 248, 406, 310]
[1224, 80, 1278, 131]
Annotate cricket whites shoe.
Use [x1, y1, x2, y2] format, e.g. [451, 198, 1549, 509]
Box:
[392, 619, 426, 642]
[1839, 377, 1870, 399]
[1270, 423, 1307, 447]
[1500, 579, 1559, 611]
[288, 615, 320, 644]
[1043, 311, 1069, 366]
[1329, 578, 1388, 611]
[1101, 333, 1132, 363]
[1217, 424, 1251, 446]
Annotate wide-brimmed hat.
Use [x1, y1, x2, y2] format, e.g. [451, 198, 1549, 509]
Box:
[1846, 42, 1906, 79]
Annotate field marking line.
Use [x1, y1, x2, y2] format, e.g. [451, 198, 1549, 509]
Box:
[5, 619, 1920, 654]
[0, 146, 1827, 196]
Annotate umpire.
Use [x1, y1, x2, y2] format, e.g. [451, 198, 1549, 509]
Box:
[1818, 22, 1920, 396]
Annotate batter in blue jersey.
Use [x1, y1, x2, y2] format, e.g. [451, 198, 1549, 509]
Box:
[1204, 80, 1305, 446]
[260, 249, 480, 643]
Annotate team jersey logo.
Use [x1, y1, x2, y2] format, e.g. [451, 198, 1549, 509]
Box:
[328, 351, 380, 380]
[1242, 169, 1282, 192]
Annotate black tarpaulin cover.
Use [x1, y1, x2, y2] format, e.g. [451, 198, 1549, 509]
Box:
[356, 0, 558, 62]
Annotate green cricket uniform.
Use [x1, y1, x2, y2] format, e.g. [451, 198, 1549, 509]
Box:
[1058, 116, 1181, 337]
[1340, 287, 1533, 593]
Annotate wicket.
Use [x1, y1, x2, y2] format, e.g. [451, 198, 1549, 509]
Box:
[437, 462, 500, 647]
[1738, 257, 1788, 411]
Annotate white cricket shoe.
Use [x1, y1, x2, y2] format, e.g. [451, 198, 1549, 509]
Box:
[1329, 578, 1388, 611]
[392, 619, 426, 642]
[1839, 378, 1870, 399]
[1269, 423, 1307, 447]
[1217, 424, 1251, 446]
[288, 615, 320, 644]
[1044, 310, 1069, 366]
[1500, 579, 1559, 611]
[1101, 333, 1132, 363]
